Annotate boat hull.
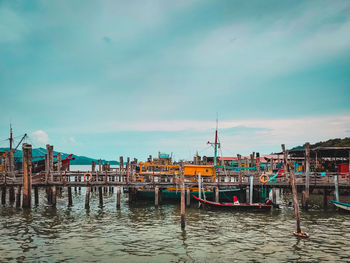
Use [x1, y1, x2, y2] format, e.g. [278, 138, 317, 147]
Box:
[330, 200, 350, 212]
[193, 195, 272, 211]
[135, 189, 240, 201]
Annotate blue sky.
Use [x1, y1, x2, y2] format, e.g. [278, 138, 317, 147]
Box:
[1, 0, 350, 160]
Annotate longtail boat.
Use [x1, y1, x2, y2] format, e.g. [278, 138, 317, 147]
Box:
[328, 198, 350, 212]
[193, 195, 273, 211]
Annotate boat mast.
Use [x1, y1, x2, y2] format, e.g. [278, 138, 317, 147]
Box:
[208, 116, 220, 167]
[214, 118, 218, 166]
[9, 124, 13, 152]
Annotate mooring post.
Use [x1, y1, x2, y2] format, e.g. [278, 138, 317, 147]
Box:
[68, 186, 72, 207]
[282, 144, 308, 237]
[303, 142, 310, 209]
[34, 187, 39, 206]
[155, 186, 159, 207]
[9, 186, 15, 204]
[126, 157, 130, 184]
[237, 154, 242, 185]
[334, 174, 339, 202]
[16, 186, 21, 207]
[116, 186, 121, 209]
[92, 161, 96, 172]
[249, 175, 253, 205]
[246, 187, 249, 204]
[85, 186, 91, 209]
[272, 188, 277, 203]
[180, 162, 185, 229]
[215, 186, 219, 203]
[52, 185, 56, 207]
[186, 187, 190, 206]
[1, 186, 6, 205]
[99, 187, 103, 207]
[22, 143, 32, 208]
[98, 159, 101, 172]
[198, 172, 202, 200]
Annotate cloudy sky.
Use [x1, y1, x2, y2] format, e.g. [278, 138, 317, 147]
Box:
[1, 0, 350, 160]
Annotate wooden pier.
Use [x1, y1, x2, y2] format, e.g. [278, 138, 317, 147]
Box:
[1, 143, 350, 231]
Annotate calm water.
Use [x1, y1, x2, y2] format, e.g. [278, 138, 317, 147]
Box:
[0, 167, 349, 262]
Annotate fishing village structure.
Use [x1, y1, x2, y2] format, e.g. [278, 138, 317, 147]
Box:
[1, 139, 350, 237]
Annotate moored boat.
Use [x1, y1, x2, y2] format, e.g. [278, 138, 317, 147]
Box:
[193, 195, 273, 211]
[328, 198, 350, 212]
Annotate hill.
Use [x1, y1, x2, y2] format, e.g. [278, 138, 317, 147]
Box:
[0, 147, 119, 165]
[291, 137, 350, 150]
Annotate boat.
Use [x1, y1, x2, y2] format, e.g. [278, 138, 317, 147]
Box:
[193, 195, 273, 211]
[328, 198, 350, 212]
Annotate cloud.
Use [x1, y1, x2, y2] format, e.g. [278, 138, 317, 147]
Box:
[32, 130, 49, 144]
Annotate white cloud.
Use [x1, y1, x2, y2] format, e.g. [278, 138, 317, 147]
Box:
[32, 130, 49, 144]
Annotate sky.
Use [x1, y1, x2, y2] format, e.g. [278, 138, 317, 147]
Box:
[1, 0, 350, 161]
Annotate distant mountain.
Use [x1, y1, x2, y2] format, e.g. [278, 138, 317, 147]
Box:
[0, 147, 119, 165]
[291, 137, 350, 151]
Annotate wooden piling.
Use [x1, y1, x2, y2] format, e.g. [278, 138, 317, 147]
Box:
[246, 187, 249, 204]
[116, 186, 121, 209]
[186, 188, 190, 207]
[155, 186, 159, 207]
[334, 174, 339, 202]
[98, 159, 102, 172]
[16, 186, 21, 207]
[51, 186, 56, 207]
[304, 142, 310, 208]
[272, 188, 276, 203]
[99, 187, 103, 207]
[249, 175, 253, 205]
[282, 144, 308, 237]
[237, 154, 242, 185]
[215, 187, 219, 203]
[34, 186, 39, 206]
[22, 143, 32, 208]
[85, 187, 91, 209]
[9, 186, 15, 204]
[1, 186, 6, 205]
[180, 163, 185, 229]
[68, 187, 72, 206]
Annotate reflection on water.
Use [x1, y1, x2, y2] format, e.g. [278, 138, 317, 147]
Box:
[0, 187, 349, 263]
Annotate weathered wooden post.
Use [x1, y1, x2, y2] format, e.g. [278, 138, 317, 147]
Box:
[282, 144, 309, 238]
[237, 154, 242, 185]
[155, 186, 159, 207]
[116, 186, 121, 209]
[22, 143, 32, 208]
[85, 186, 91, 209]
[52, 184, 57, 207]
[9, 186, 15, 204]
[34, 187, 39, 206]
[303, 142, 310, 209]
[334, 174, 339, 202]
[99, 187, 103, 207]
[68, 186, 72, 206]
[198, 172, 202, 199]
[186, 187, 191, 206]
[98, 159, 102, 172]
[1, 186, 6, 205]
[249, 175, 253, 205]
[272, 187, 277, 203]
[16, 186, 21, 207]
[92, 161, 96, 172]
[126, 157, 130, 184]
[180, 162, 185, 229]
[215, 186, 219, 203]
